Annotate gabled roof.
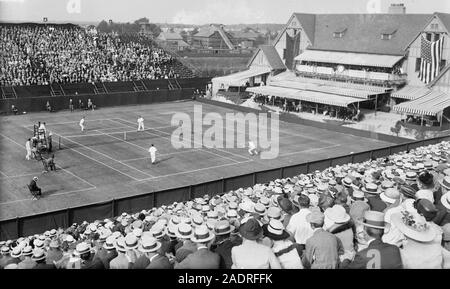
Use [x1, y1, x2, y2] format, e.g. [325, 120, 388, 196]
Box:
[193, 27, 217, 38]
[292, 13, 316, 44]
[435, 13, 450, 33]
[309, 14, 431, 55]
[247, 45, 286, 70]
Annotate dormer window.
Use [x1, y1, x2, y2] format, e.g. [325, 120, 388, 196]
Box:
[380, 28, 397, 40]
[333, 28, 347, 38]
[431, 23, 439, 30]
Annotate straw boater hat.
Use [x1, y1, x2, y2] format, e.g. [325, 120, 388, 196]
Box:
[191, 225, 215, 243]
[441, 192, 450, 210]
[361, 183, 381, 195]
[253, 203, 267, 216]
[150, 224, 166, 240]
[115, 237, 127, 253]
[103, 236, 116, 250]
[175, 223, 193, 239]
[351, 190, 368, 202]
[31, 248, 46, 261]
[380, 188, 401, 204]
[264, 206, 284, 222]
[10, 247, 22, 258]
[124, 233, 139, 250]
[359, 210, 388, 229]
[262, 219, 290, 241]
[213, 220, 235, 236]
[74, 242, 91, 255]
[391, 211, 437, 242]
[440, 176, 450, 191]
[21, 246, 33, 257]
[138, 236, 161, 253]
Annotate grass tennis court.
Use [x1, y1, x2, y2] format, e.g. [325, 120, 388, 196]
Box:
[0, 100, 394, 220]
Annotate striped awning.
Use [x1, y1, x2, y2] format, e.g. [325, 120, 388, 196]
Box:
[269, 80, 377, 99]
[393, 90, 450, 116]
[212, 66, 271, 86]
[246, 85, 363, 108]
[391, 86, 431, 100]
[295, 50, 404, 68]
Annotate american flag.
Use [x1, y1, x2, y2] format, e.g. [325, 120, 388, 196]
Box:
[419, 34, 444, 84]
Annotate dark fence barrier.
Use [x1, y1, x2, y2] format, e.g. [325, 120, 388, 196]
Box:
[0, 88, 197, 113]
[1, 133, 450, 240]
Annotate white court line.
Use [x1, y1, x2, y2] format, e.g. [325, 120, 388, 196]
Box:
[114, 118, 252, 162]
[0, 187, 97, 206]
[121, 148, 203, 162]
[58, 135, 155, 179]
[135, 159, 254, 183]
[277, 144, 341, 157]
[22, 126, 144, 181]
[0, 170, 8, 178]
[25, 118, 123, 127]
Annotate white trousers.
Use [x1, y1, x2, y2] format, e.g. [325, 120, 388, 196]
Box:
[150, 153, 156, 163]
[248, 148, 257, 155]
[80, 124, 85, 131]
[26, 149, 32, 160]
[138, 123, 144, 131]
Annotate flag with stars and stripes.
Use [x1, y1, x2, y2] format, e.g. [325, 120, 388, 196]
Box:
[419, 34, 444, 84]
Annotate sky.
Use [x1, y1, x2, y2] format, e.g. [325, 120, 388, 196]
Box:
[0, 0, 449, 25]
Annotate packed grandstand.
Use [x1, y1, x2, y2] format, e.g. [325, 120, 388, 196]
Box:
[1, 140, 450, 269]
[0, 23, 195, 87]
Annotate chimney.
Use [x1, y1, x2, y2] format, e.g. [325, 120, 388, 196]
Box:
[388, 3, 406, 14]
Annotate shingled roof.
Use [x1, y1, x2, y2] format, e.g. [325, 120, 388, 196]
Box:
[248, 45, 286, 70]
[309, 14, 432, 55]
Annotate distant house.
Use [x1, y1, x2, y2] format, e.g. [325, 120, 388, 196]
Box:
[157, 31, 190, 51]
[232, 30, 260, 48]
[139, 23, 155, 37]
[191, 25, 235, 50]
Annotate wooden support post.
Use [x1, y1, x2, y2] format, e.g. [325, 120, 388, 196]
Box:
[421, 114, 424, 126]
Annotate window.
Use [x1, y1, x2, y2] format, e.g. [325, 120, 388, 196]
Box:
[434, 33, 440, 41]
[415, 58, 421, 72]
[426, 33, 432, 41]
[431, 23, 439, 30]
[441, 59, 447, 69]
[381, 34, 392, 40]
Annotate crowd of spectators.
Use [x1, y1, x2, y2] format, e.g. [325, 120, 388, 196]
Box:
[1, 141, 450, 269]
[0, 24, 192, 87]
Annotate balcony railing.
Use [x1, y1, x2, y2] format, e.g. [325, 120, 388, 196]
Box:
[295, 65, 407, 85]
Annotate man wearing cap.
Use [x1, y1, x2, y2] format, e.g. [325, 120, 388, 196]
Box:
[211, 220, 241, 269]
[175, 225, 220, 269]
[93, 236, 118, 269]
[286, 195, 313, 250]
[342, 211, 402, 269]
[109, 238, 131, 269]
[303, 209, 344, 269]
[46, 240, 63, 265]
[133, 236, 172, 269]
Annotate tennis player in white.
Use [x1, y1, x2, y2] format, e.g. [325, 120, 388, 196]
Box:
[248, 140, 258, 156]
[148, 144, 157, 164]
[137, 115, 144, 131]
[25, 138, 32, 160]
[79, 116, 85, 132]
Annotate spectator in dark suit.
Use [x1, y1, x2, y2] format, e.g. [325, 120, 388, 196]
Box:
[211, 220, 238, 269]
[175, 225, 220, 269]
[133, 235, 171, 269]
[93, 236, 118, 269]
[342, 211, 402, 269]
[29, 176, 42, 199]
[46, 240, 63, 265]
[74, 242, 105, 269]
